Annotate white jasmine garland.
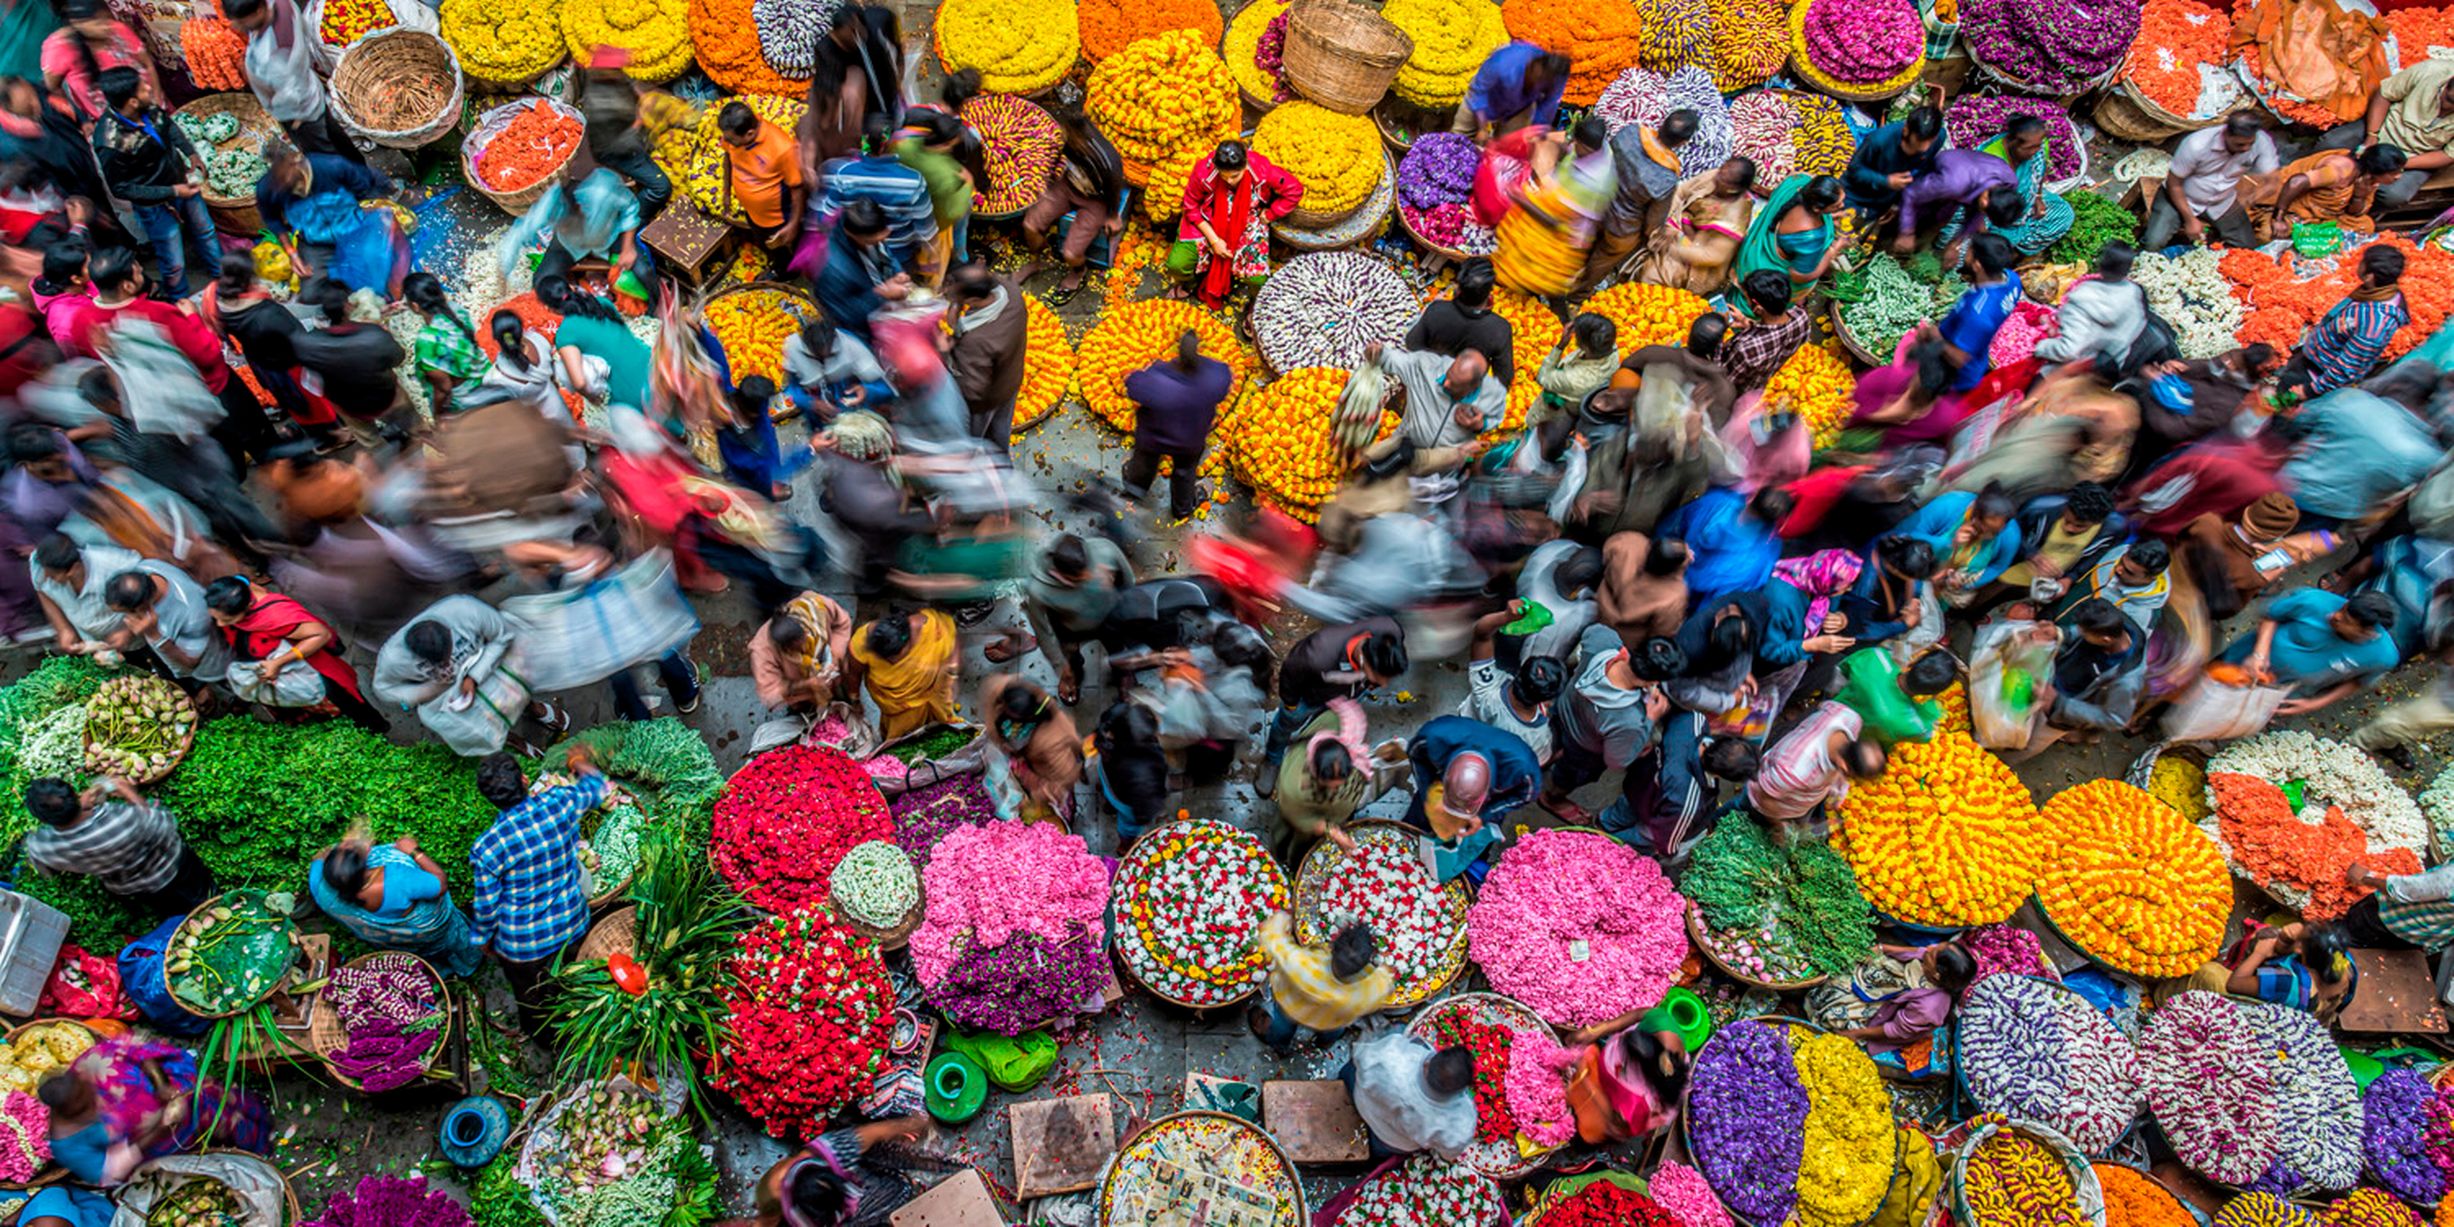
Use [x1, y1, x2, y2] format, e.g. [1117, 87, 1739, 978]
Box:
[1591, 65, 1733, 175]
[2131, 249, 2244, 360]
[1250, 252, 1417, 373]
[2205, 731, 2428, 860]
[753, 0, 842, 78]
[2418, 761, 2454, 858]
[2240, 1000, 2364, 1193]
[829, 840, 919, 928]
[1956, 974, 2145, 1153]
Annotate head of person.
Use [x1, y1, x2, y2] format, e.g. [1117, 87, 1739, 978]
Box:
[1528, 51, 1571, 93]
[1211, 140, 1250, 186]
[85, 245, 141, 301]
[1173, 329, 1203, 372]
[476, 751, 529, 811]
[763, 1152, 855, 1227]
[1645, 536, 1690, 578]
[1900, 105, 1943, 154]
[912, 107, 961, 152]
[1617, 1027, 1691, 1102]
[1355, 630, 1408, 685]
[1093, 701, 1169, 819]
[94, 65, 144, 115]
[2360, 143, 2412, 184]
[487, 308, 530, 368]
[796, 316, 840, 367]
[1700, 736, 1760, 784]
[221, 0, 270, 32]
[865, 604, 917, 660]
[1895, 652, 1957, 700]
[1652, 108, 1700, 151]
[1800, 175, 1845, 215]
[994, 679, 1055, 745]
[1307, 736, 1353, 787]
[1443, 348, 1491, 408]
[2095, 241, 2137, 282]
[2112, 538, 2170, 588]
[1966, 484, 2016, 543]
[2059, 482, 2115, 534]
[2302, 922, 2356, 990]
[201, 575, 258, 627]
[1983, 190, 2028, 230]
[322, 839, 374, 903]
[2002, 114, 2049, 166]
[1512, 655, 1566, 711]
[31, 533, 81, 587]
[1877, 534, 1936, 583]
[2336, 590, 2398, 642]
[827, 4, 868, 46]
[1630, 636, 1688, 681]
[1329, 923, 1379, 982]
[1714, 156, 1758, 196]
[839, 198, 890, 250]
[1423, 1045, 1476, 1099]
[1455, 258, 1496, 310]
[303, 276, 352, 325]
[1687, 312, 1729, 362]
[2240, 492, 2300, 545]
[1044, 534, 1094, 589]
[1738, 270, 1791, 320]
[1571, 115, 1607, 156]
[1567, 312, 1615, 361]
[1746, 486, 1795, 527]
[2224, 342, 2279, 382]
[828, 410, 894, 462]
[1969, 232, 2017, 282]
[2360, 243, 2407, 290]
[1439, 752, 1492, 824]
[1555, 547, 1603, 600]
[2071, 597, 2132, 649]
[8, 422, 68, 484]
[2221, 110, 2264, 155]
[21, 777, 80, 828]
[36, 1072, 92, 1121]
[402, 618, 455, 668]
[1923, 943, 1977, 994]
[60, 0, 115, 41]
[101, 569, 156, 616]
[266, 144, 316, 195]
[37, 239, 87, 293]
[717, 101, 762, 149]
[1836, 737, 1888, 782]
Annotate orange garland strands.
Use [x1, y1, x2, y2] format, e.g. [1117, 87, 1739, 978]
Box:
[473, 100, 583, 193]
[2094, 1164, 2196, 1227]
[2220, 237, 2454, 362]
[691, 0, 808, 95]
[1499, 0, 1644, 104]
[2122, 0, 2233, 117]
[1075, 299, 1254, 432]
[1014, 296, 1076, 437]
[1077, 0, 1222, 61]
[2390, 7, 2454, 63]
[180, 16, 249, 88]
[2034, 780, 2230, 977]
[1581, 282, 1711, 349]
[1485, 286, 1559, 432]
[2207, 772, 2422, 920]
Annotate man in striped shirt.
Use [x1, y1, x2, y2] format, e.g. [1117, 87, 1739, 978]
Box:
[21, 775, 213, 917]
[2285, 245, 2410, 398]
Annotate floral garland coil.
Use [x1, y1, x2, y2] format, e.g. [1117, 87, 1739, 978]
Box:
[932, 0, 1078, 93]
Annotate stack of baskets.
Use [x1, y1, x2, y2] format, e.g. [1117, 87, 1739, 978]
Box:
[1283, 0, 1412, 114]
[331, 27, 465, 149]
[462, 96, 584, 213]
[174, 92, 278, 235]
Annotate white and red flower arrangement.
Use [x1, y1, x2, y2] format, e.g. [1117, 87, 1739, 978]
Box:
[1336, 1153, 1505, 1227]
[1465, 828, 1690, 1027]
[712, 745, 893, 913]
[1410, 994, 1576, 1175]
[708, 908, 895, 1137]
[1113, 820, 1289, 1007]
[1295, 825, 1469, 1007]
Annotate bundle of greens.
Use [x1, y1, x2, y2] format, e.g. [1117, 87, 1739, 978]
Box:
[523, 1085, 717, 1227]
[1679, 819, 1876, 981]
[541, 720, 724, 844]
[0, 656, 110, 842]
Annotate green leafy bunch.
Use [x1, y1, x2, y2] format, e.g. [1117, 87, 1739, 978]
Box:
[2048, 191, 2141, 266]
[1679, 819, 1877, 978]
[539, 719, 724, 844]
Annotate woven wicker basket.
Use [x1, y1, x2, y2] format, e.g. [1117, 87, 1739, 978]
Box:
[331, 27, 465, 149]
[574, 906, 638, 963]
[1284, 0, 1411, 115]
[175, 92, 278, 235]
[1394, 201, 1476, 262]
[462, 96, 583, 214]
[308, 952, 451, 1091]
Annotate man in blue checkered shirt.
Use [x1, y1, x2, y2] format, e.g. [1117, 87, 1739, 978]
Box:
[470, 744, 606, 1028]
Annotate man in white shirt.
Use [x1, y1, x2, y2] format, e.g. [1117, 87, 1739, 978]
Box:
[1343, 1030, 1478, 1159]
[2142, 113, 2277, 250]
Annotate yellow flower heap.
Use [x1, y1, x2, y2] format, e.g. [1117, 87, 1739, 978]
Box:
[1487, 286, 1558, 433]
[706, 288, 808, 385]
[1582, 282, 1710, 348]
[565, 0, 690, 81]
[1383, 0, 1507, 110]
[656, 95, 806, 222]
[1789, 1031, 1896, 1227]
[1766, 344, 1855, 448]
[2035, 780, 2229, 978]
[1232, 368, 1385, 519]
[1830, 728, 2043, 927]
[442, 0, 567, 83]
[1089, 30, 1240, 218]
[1251, 102, 1380, 218]
[934, 0, 1081, 93]
[1709, 0, 1788, 89]
[1077, 300, 1252, 432]
[1223, 0, 1290, 103]
[1014, 297, 1076, 437]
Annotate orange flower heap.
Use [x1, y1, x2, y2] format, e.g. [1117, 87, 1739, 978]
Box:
[2206, 772, 2421, 920]
[693, 0, 808, 93]
[1830, 729, 2043, 927]
[1231, 367, 1375, 518]
[1487, 286, 1559, 431]
[1499, 0, 1643, 104]
[1076, 299, 1252, 431]
[1078, 0, 1222, 61]
[2390, 7, 2454, 62]
[2222, 237, 2454, 362]
[2123, 0, 2233, 117]
[181, 16, 249, 88]
[474, 100, 583, 192]
[1582, 282, 1711, 348]
[1013, 297, 1076, 438]
[2035, 780, 2229, 977]
[1086, 29, 1240, 189]
[705, 288, 811, 386]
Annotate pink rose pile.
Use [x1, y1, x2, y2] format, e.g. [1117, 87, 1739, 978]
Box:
[1647, 1161, 1733, 1227]
[1465, 828, 1690, 1026]
[1502, 1025, 1580, 1146]
[1800, 0, 1922, 84]
[910, 822, 1111, 984]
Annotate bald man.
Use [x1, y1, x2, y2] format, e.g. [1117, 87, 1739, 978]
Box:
[1404, 715, 1540, 882]
[1367, 341, 1509, 460]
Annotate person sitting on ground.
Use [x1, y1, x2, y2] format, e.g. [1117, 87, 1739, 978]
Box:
[1813, 942, 1978, 1052]
[1890, 148, 2016, 260]
[2144, 111, 2278, 249]
[779, 314, 893, 423]
[2319, 58, 2454, 209]
[2032, 242, 2146, 366]
[1250, 913, 1392, 1052]
[1017, 111, 1131, 297]
[1718, 271, 1811, 395]
[2238, 142, 2407, 242]
[1733, 174, 1845, 303]
[750, 592, 854, 716]
[717, 99, 807, 249]
[309, 831, 485, 976]
[1171, 140, 1301, 308]
[843, 603, 961, 740]
[1991, 481, 2129, 609]
[2185, 920, 2358, 1020]
[2280, 243, 2409, 398]
[1843, 104, 1944, 222]
[747, 1115, 933, 1227]
[1975, 116, 2074, 256]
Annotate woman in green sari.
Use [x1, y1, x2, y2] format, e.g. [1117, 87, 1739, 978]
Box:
[1974, 115, 2073, 256]
[1732, 174, 1846, 316]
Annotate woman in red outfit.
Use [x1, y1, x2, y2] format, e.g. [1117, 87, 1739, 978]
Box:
[202, 575, 390, 733]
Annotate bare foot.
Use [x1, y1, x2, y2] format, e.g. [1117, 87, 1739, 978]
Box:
[1056, 266, 1088, 293]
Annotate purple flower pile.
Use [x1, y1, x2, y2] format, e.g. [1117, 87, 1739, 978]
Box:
[1960, 0, 2141, 92]
[1256, 12, 1296, 102]
[2364, 1069, 2447, 1204]
[1944, 94, 2084, 184]
[307, 1175, 472, 1227]
[1398, 133, 1479, 210]
[888, 773, 994, 868]
[928, 928, 1107, 1033]
[324, 953, 443, 1092]
[1687, 1019, 1810, 1224]
[331, 1017, 443, 1093]
[1800, 0, 1922, 83]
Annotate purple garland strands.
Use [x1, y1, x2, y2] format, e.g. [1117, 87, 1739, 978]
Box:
[1687, 1019, 1810, 1224]
[1399, 133, 1480, 210]
[1959, 0, 2140, 91]
[2364, 1069, 2446, 1204]
[929, 928, 1107, 1034]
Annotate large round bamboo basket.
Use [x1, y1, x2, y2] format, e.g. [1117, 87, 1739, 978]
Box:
[1685, 902, 1831, 992]
[331, 28, 465, 149]
[1394, 202, 1478, 261]
[307, 951, 452, 1091]
[0, 1021, 84, 1187]
[462, 97, 583, 214]
[574, 906, 638, 963]
[173, 93, 277, 236]
[1283, 0, 1411, 115]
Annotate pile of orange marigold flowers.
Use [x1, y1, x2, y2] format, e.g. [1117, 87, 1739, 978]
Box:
[2122, 0, 2232, 117]
[2220, 237, 2454, 362]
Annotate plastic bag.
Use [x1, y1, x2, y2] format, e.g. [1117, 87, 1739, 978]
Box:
[2160, 675, 2290, 742]
[501, 551, 701, 693]
[37, 943, 136, 1020]
[417, 663, 532, 756]
[1333, 359, 1387, 450]
[117, 915, 210, 1036]
[110, 1153, 290, 1227]
[227, 658, 330, 707]
[2292, 220, 2343, 258]
[1967, 620, 2057, 750]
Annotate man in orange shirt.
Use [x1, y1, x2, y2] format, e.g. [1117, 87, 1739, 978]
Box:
[719, 101, 806, 249]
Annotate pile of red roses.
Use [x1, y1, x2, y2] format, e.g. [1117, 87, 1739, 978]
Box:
[1431, 1014, 1520, 1143]
[1537, 1181, 1682, 1227]
[708, 909, 895, 1136]
[712, 745, 893, 912]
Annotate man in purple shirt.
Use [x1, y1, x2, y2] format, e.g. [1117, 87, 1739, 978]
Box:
[1892, 149, 2018, 260]
[1454, 43, 1569, 139]
[1121, 330, 1233, 520]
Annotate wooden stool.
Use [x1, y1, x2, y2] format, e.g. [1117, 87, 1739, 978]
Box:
[1261, 1080, 1370, 1165]
[642, 201, 734, 286]
[1010, 1094, 1119, 1199]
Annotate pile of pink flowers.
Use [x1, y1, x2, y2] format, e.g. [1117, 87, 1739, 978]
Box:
[1646, 1161, 1732, 1227]
[0, 1092, 46, 1183]
[1501, 1025, 1579, 1146]
[910, 821, 1110, 985]
[1988, 301, 2057, 367]
[1799, 0, 1921, 84]
[1465, 828, 1690, 1026]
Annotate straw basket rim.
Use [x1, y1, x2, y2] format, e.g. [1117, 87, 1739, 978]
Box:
[1394, 199, 1478, 262]
[308, 950, 452, 1091]
[462, 96, 584, 214]
[173, 93, 280, 211]
[331, 26, 466, 149]
[1684, 901, 1833, 992]
[574, 905, 639, 964]
[162, 893, 300, 1021]
[1291, 819, 1470, 1007]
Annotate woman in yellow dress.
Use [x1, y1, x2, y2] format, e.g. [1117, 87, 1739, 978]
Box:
[1495, 117, 1618, 297]
[1629, 158, 1760, 298]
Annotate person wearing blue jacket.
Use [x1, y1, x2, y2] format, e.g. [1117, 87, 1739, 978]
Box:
[1658, 486, 1794, 607]
[1883, 483, 2022, 607]
[813, 199, 910, 341]
[1404, 715, 1540, 882]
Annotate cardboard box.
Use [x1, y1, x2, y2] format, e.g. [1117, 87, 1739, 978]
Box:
[1010, 1093, 1117, 1199]
[1261, 1080, 1369, 1165]
[891, 1168, 1008, 1227]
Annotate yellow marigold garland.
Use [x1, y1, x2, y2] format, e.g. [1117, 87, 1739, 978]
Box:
[1787, 0, 1926, 97]
[933, 0, 1080, 93]
[1830, 728, 2044, 928]
[1014, 297, 1075, 437]
[1230, 367, 1362, 518]
[1765, 343, 1855, 449]
[565, 0, 690, 81]
[1075, 299, 1253, 432]
[1639, 0, 1712, 71]
[1790, 1032, 1898, 1227]
[441, 0, 568, 84]
[1383, 0, 1508, 109]
[1088, 29, 1240, 188]
[1251, 102, 1381, 217]
[1139, 143, 1210, 222]
[1223, 0, 1291, 104]
[1581, 282, 1711, 349]
[654, 94, 805, 223]
[1498, 0, 1643, 104]
[1790, 90, 1859, 176]
[1710, 0, 1789, 90]
[2034, 780, 2229, 978]
[705, 287, 812, 386]
[1104, 217, 1172, 297]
